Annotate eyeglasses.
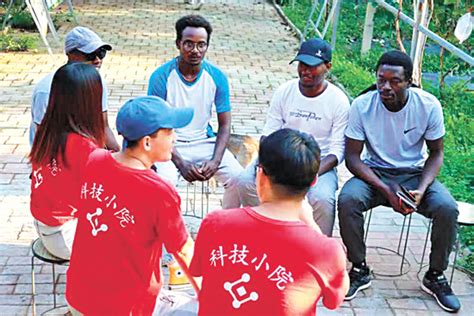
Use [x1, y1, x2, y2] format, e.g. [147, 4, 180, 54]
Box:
[82, 48, 107, 61]
[182, 40, 208, 53]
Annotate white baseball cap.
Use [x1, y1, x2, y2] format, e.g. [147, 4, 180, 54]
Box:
[64, 26, 112, 54]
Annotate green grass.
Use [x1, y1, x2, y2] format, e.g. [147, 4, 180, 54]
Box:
[281, 0, 474, 273]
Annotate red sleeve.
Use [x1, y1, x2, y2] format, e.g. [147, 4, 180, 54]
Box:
[157, 186, 189, 253]
[319, 239, 349, 310]
[189, 215, 211, 277]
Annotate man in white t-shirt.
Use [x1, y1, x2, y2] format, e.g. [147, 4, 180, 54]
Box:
[237, 38, 350, 236]
[339, 51, 460, 313]
[148, 15, 243, 208]
[30, 26, 120, 151]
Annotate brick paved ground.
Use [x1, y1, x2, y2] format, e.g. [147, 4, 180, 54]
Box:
[0, 0, 472, 315]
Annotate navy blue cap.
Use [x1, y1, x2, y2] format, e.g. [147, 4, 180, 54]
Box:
[116, 96, 193, 141]
[290, 38, 332, 66]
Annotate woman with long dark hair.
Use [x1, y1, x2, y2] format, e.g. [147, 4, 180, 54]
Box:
[29, 62, 105, 259]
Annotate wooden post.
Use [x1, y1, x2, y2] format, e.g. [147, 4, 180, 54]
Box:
[411, 0, 431, 86]
[361, 1, 377, 54]
[410, 0, 422, 61]
[330, 0, 341, 49]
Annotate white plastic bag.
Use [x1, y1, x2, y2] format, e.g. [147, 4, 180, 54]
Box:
[454, 12, 473, 43]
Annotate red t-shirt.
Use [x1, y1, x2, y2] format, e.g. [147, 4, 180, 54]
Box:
[190, 207, 348, 316]
[66, 149, 189, 315]
[30, 133, 98, 226]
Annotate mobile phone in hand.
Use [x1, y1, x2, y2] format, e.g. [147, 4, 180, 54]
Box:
[396, 185, 417, 211]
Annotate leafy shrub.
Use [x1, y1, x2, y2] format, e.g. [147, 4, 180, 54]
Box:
[10, 10, 35, 30]
[331, 52, 375, 98]
[0, 33, 36, 51]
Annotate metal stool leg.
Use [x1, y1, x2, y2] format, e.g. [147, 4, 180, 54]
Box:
[397, 215, 407, 254]
[364, 209, 373, 243]
[367, 209, 413, 276]
[419, 219, 432, 273]
[185, 181, 210, 218]
[205, 181, 209, 216]
[201, 181, 205, 218]
[31, 255, 36, 316]
[186, 182, 190, 214]
[52, 263, 57, 308]
[399, 214, 412, 274]
[450, 234, 460, 286]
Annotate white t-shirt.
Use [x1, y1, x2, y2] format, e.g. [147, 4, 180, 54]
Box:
[29, 71, 108, 145]
[345, 88, 445, 168]
[147, 58, 230, 142]
[263, 79, 350, 164]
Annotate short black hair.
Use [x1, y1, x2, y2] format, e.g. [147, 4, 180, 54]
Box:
[376, 50, 413, 81]
[175, 15, 213, 43]
[124, 130, 159, 149]
[259, 128, 321, 197]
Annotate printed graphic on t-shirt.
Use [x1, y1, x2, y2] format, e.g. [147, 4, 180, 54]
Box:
[289, 109, 322, 121]
[209, 243, 294, 309]
[32, 168, 43, 189]
[80, 182, 136, 236]
[32, 158, 62, 189]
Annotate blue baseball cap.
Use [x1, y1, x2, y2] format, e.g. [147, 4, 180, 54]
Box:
[290, 38, 332, 67]
[116, 96, 193, 142]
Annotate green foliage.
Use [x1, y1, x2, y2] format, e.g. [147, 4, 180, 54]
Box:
[0, 33, 36, 51]
[438, 83, 473, 152]
[281, 0, 474, 273]
[52, 11, 75, 29]
[331, 52, 375, 97]
[0, 0, 35, 30]
[283, 0, 472, 75]
[10, 10, 35, 30]
[439, 146, 473, 203]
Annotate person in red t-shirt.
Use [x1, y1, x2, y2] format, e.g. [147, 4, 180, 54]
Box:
[190, 128, 349, 315]
[66, 96, 200, 315]
[29, 63, 106, 260]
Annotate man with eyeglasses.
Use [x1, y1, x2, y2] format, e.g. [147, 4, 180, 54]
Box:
[148, 15, 243, 209]
[30, 26, 120, 151]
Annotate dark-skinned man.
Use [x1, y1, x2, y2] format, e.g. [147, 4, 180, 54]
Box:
[339, 50, 460, 313]
[148, 15, 242, 209]
[237, 38, 350, 236]
[30, 26, 120, 152]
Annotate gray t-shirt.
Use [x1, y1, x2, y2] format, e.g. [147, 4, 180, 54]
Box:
[345, 88, 445, 168]
[29, 71, 108, 145]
